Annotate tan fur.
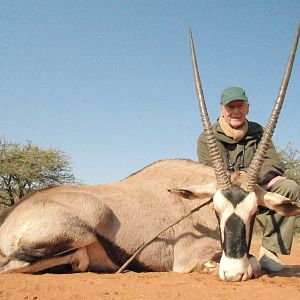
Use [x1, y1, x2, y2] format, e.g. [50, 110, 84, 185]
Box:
[0, 159, 220, 274]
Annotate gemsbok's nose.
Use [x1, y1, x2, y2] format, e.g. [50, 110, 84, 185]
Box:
[223, 271, 245, 282]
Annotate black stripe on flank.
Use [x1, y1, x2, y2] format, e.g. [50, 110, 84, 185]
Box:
[7, 214, 95, 264]
[222, 188, 248, 208]
[94, 232, 153, 272]
[223, 214, 247, 258]
[8, 237, 75, 263]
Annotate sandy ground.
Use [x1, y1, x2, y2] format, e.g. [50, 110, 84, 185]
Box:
[0, 239, 299, 300]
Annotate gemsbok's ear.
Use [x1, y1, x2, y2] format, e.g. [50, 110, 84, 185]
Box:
[168, 182, 217, 200]
[255, 185, 300, 216]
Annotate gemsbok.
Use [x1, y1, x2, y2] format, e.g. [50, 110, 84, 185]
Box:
[0, 24, 299, 281]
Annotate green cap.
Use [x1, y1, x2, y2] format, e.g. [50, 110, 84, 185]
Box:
[220, 87, 248, 105]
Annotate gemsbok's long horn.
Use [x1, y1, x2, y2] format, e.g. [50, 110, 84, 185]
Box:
[189, 29, 232, 190]
[244, 23, 300, 192]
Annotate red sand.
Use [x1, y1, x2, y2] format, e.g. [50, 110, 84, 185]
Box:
[0, 239, 299, 300]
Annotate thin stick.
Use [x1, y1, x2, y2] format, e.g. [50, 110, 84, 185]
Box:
[115, 198, 213, 274]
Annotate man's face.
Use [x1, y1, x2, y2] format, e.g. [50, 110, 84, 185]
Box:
[221, 100, 249, 129]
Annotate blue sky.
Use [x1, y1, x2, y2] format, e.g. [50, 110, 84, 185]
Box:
[1, 1, 299, 184]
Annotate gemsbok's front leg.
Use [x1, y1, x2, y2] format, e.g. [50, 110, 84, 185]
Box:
[183, 259, 219, 275]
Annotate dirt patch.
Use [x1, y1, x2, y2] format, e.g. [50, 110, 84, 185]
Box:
[0, 239, 299, 300]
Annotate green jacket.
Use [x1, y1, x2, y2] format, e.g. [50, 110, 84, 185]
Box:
[197, 120, 285, 185]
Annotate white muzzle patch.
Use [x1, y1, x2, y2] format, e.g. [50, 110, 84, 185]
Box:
[219, 253, 251, 281]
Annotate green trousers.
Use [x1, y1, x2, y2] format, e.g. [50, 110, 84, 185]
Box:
[256, 178, 300, 255]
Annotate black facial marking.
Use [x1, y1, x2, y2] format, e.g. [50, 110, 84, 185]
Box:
[222, 188, 248, 208]
[223, 214, 247, 258]
[95, 232, 153, 272]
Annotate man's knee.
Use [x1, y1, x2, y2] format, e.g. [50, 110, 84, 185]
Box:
[269, 178, 300, 201]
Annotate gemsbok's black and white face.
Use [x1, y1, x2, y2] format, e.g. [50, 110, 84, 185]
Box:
[213, 187, 258, 281]
[171, 169, 300, 281]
